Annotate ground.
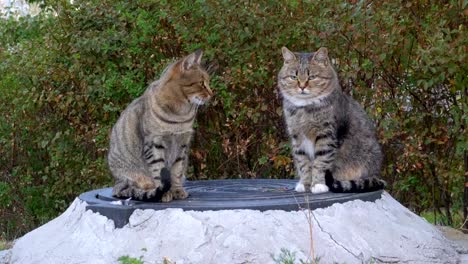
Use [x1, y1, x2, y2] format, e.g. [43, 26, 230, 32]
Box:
[437, 225, 468, 263]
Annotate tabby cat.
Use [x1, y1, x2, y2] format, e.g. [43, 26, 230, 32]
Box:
[108, 50, 212, 202]
[278, 47, 385, 194]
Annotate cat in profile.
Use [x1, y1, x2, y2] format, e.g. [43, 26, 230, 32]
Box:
[278, 46, 385, 193]
[108, 50, 213, 202]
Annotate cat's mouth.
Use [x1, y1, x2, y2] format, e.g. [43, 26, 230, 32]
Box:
[296, 88, 311, 96]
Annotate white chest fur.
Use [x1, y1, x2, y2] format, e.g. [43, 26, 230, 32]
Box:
[299, 137, 315, 160]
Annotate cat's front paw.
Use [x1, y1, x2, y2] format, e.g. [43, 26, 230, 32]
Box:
[295, 182, 306, 192]
[310, 183, 329, 194]
[161, 191, 173, 202]
[171, 188, 189, 200]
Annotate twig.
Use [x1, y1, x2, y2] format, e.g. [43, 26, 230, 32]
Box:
[292, 193, 315, 263]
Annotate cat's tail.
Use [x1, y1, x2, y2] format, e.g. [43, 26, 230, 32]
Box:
[324, 170, 386, 193]
[159, 167, 172, 191]
[150, 167, 172, 201]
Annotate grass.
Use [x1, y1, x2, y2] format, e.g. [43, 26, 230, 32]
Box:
[420, 209, 465, 228]
[117, 255, 175, 264]
[118, 256, 144, 264]
[0, 240, 13, 251]
[271, 248, 379, 264]
[271, 248, 320, 264]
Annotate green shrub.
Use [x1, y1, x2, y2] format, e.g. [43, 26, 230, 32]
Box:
[0, 0, 465, 239]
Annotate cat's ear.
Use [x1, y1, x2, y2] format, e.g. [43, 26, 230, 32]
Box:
[312, 47, 329, 66]
[281, 47, 296, 63]
[182, 49, 203, 70]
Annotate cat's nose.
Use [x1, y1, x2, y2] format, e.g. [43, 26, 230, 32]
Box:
[298, 82, 308, 89]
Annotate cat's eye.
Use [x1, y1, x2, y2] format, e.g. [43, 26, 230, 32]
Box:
[308, 75, 317, 80]
[289, 76, 298, 80]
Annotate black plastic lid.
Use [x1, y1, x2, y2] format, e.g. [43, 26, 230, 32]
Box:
[79, 179, 383, 228]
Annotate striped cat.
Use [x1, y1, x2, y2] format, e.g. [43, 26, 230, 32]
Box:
[278, 47, 385, 193]
[108, 50, 212, 202]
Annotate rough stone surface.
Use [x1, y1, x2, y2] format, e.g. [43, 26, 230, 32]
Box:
[8, 192, 459, 264]
[0, 250, 11, 264]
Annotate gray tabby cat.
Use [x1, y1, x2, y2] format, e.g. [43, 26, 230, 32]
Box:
[278, 47, 385, 193]
[108, 50, 212, 202]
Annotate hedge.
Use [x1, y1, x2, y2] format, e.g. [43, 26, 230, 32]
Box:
[0, 0, 466, 239]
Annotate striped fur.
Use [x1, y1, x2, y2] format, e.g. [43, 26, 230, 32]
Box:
[325, 171, 386, 193]
[108, 50, 212, 202]
[278, 47, 385, 194]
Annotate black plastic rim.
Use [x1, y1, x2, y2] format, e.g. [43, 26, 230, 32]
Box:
[79, 179, 383, 228]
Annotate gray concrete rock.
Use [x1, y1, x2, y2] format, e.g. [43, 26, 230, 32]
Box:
[0, 249, 11, 264]
[9, 192, 459, 264]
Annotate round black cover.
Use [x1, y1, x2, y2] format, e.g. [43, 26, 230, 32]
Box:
[79, 179, 383, 228]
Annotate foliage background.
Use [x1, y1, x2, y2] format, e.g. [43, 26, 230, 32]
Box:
[0, 0, 466, 239]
